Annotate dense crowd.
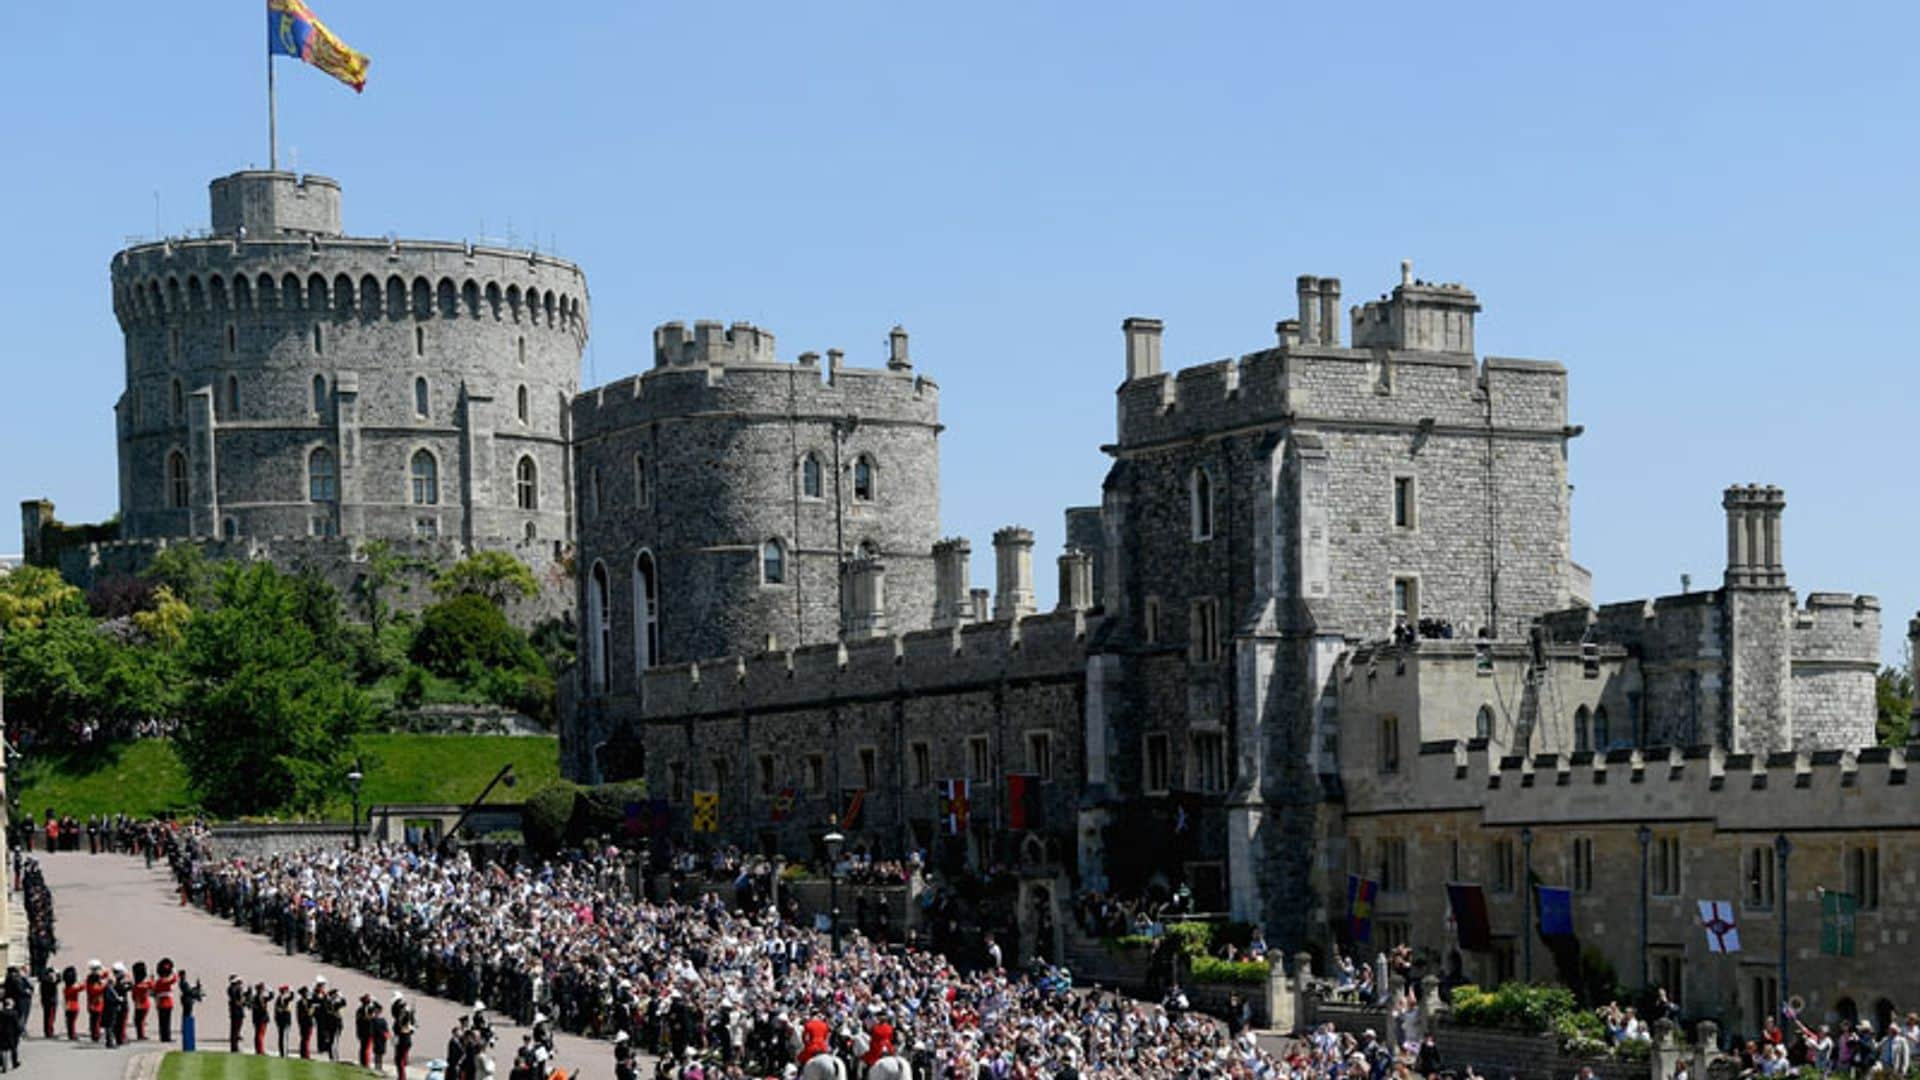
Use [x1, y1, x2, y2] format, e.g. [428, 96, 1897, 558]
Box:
[16, 859, 55, 976]
[164, 828, 1294, 1078]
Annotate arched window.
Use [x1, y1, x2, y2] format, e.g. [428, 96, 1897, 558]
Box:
[308, 448, 337, 503]
[587, 561, 610, 695]
[1593, 706, 1611, 751]
[414, 376, 430, 418]
[634, 454, 650, 508]
[410, 450, 439, 506]
[1191, 468, 1215, 540]
[801, 453, 823, 499]
[313, 323, 324, 355]
[312, 374, 328, 414]
[514, 456, 539, 511]
[634, 551, 659, 674]
[762, 539, 787, 585]
[1475, 705, 1494, 741]
[852, 455, 876, 502]
[225, 376, 239, 419]
[166, 450, 189, 509]
[516, 385, 529, 424]
[222, 517, 238, 540]
[170, 378, 184, 421]
[1574, 705, 1592, 753]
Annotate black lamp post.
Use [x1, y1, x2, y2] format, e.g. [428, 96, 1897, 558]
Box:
[1636, 825, 1652, 992]
[825, 826, 845, 957]
[347, 761, 364, 850]
[1520, 826, 1534, 982]
[1775, 833, 1792, 1012]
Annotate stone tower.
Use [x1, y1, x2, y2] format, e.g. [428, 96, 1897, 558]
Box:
[109, 170, 586, 569]
[569, 321, 942, 704]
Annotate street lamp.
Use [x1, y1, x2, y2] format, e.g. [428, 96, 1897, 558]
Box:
[824, 825, 845, 957]
[347, 761, 364, 851]
[1636, 825, 1652, 992]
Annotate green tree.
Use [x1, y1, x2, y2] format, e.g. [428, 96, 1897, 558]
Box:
[175, 562, 372, 816]
[411, 594, 540, 678]
[1877, 664, 1913, 747]
[131, 586, 192, 649]
[431, 551, 541, 607]
[141, 544, 216, 609]
[0, 614, 112, 738]
[352, 540, 425, 637]
[0, 565, 86, 633]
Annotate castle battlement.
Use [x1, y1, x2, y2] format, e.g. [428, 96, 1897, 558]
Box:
[636, 609, 1098, 721]
[1366, 738, 1916, 831]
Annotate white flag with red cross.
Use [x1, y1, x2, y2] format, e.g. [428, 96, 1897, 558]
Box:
[1699, 900, 1741, 953]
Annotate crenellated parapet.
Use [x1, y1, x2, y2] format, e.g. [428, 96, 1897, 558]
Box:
[1793, 592, 1881, 662]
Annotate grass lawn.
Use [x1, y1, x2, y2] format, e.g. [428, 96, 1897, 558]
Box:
[16, 734, 559, 822]
[157, 1052, 373, 1080]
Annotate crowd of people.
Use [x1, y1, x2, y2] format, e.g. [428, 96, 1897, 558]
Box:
[10, 810, 166, 858]
[163, 827, 1289, 1078]
[17, 859, 54, 977]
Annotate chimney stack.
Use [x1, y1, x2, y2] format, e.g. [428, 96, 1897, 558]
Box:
[1122, 317, 1163, 382]
[970, 588, 991, 624]
[1724, 484, 1787, 589]
[844, 558, 889, 639]
[1296, 276, 1322, 346]
[887, 325, 912, 370]
[1318, 277, 1341, 346]
[1056, 547, 1094, 612]
[992, 526, 1037, 620]
[932, 538, 974, 629]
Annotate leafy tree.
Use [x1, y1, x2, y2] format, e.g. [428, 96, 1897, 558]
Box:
[141, 544, 216, 609]
[175, 561, 371, 816]
[87, 574, 156, 619]
[352, 540, 425, 637]
[411, 594, 540, 677]
[0, 614, 112, 738]
[1877, 663, 1913, 747]
[431, 551, 541, 607]
[0, 565, 86, 633]
[131, 586, 192, 649]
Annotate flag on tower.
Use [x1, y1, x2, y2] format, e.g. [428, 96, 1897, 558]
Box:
[939, 779, 971, 835]
[1006, 773, 1043, 830]
[690, 790, 719, 833]
[1536, 885, 1574, 937]
[1447, 882, 1493, 951]
[769, 786, 796, 823]
[268, 0, 371, 92]
[1698, 899, 1741, 953]
[1347, 874, 1378, 945]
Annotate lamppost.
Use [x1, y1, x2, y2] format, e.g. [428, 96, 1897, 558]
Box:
[1636, 825, 1652, 992]
[824, 826, 845, 957]
[1520, 826, 1534, 982]
[347, 761, 364, 851]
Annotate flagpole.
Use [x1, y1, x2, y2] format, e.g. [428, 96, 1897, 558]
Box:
[267, 47, 278, 170]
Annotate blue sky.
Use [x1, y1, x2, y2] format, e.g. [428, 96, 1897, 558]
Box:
[2, 2, 1915, 660]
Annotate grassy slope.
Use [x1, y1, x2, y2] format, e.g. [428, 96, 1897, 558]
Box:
[15, 734, 559, 821]
[158, 1052, 373, 1080]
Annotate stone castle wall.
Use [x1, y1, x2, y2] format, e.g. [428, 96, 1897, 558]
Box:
[106, 171, 584, 610]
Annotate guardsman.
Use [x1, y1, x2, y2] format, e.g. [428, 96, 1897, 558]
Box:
[393, 992, 415, 1080]
[295, 986, 314, 1059]
[225, 974, 245, 1053]
[131, 961, 151, 1040]
[273, 986, 293, 1056]
[249, 982, 270, 1055]
[152, 959, 178, 1043]
[60, 967, 80, 1041]
[84, 961, 107, 1042]
[355, 993, 373, 1067]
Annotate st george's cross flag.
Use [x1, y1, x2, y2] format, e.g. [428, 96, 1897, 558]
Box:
[1699, 899, 1741, 953]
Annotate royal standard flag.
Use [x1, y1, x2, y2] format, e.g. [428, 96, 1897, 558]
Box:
[690, 790, 719, 834]
[1347, 875, 1378, 945]
[269, 0, 370, 92]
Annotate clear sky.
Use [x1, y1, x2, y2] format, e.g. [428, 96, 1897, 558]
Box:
[2, 2, 1915, 660]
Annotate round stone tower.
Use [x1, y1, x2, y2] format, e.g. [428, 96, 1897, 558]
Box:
[569, 322, 941, 700]
[109, 170, 587, 574]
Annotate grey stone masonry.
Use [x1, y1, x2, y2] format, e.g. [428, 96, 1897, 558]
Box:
[109, 170, 586, 607]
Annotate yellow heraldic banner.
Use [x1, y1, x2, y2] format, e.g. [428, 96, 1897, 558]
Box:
[268, 0, 371, 92]
[691, 790, 720, 833]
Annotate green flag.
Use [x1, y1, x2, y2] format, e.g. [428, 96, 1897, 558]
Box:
[1821, 890, 1857, 957]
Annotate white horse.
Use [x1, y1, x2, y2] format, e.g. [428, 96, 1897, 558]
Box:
[801, 1053, 849, 1080]
[865, 1054, 913, 1080]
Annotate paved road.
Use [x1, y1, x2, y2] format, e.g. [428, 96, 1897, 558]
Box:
[23, 851, 623, 1080]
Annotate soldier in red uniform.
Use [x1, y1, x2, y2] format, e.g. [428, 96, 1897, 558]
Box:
[131, 961, 152, 1040]
[83, 961, 107, 1042]
[153, 959, 178, 1043]
[60, 968, 80, 1041]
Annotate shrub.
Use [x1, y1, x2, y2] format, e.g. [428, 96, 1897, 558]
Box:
[1553, 1009, 1609, 1057]
[1448, 983, 1580, 1034]
[1192, 956, 1270, 985]
[1164, 921, 1217, 956]
[1614, 1037, 1653, 1063]
[411, 594, 539, 678]
[522, 780, 583, 853]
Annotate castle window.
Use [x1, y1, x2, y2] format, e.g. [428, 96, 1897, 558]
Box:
[1143, 732, 1171, 794]
[1379, 836, 1409, 894]
[1392, 576, 1419, 628]
[309, 514, 337, 538]
[1143, 595, 1160, 644]
[852, 455, 876, 502]
[1574, 706, 1592, 753]
[1491, 838, 1516, 893]
[1188, 596, 1221, 663]
[587, 467, 602, 521]
[761, 538, 787, 586]
[1652, 834, 1682, 897]
[171, 378, 184, 421]
[166, 450, 189, 508]
[634, 551, 658, 675]
[1847, 844, 1880, 911]
[517, 336, 525, 365]
[516, 385, 529, 424]
[757, 754, 775, 796]
[1191, 730, 1226, 793]
[308, 448, 337, 503]
[516, 455, 539, 511]
[669, 761, 688, 804]
[801, 453, 823, 499]
[859, 746, 878, 789]
[1190, 468, 1215, 541]
[169, 328, 180, 360]
[312, 374, 328, 414]
[524, 521, 537, 542]
[805, 754, 826, 794]
[1475, 704, 1494, 741]
[1027, 731, 1054, 782]
[1592, 706, 1611, 750]
[226, 324, 236, 354]
[414, 516, 439, 539]
[634, 455, 651, 509]
[1654, 952, 1686, 1011]
[910, 742, 932, 788]
[225, 376, 240, 419]
[1378, 715, 1401, 773]
[1393, 476, 1416, 529]
[587, 561, 610, 695]
[968, 735, 991, 782]
[1571, 836, 1595, 892]
[712, 757, 730, 792]
[410, 450, 440, 506]
[313, 324, 323, 355]
[414, 376, 430, 418]
[222, 517, 238, 540]
[415, 326, 425, 357]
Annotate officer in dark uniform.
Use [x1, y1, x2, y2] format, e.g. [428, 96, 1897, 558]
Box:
[295, 986, 315, 1059]
[225, 975, 245, 1053]
[273, 986, 293, 1056]
[392, 993, 416, 1080]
